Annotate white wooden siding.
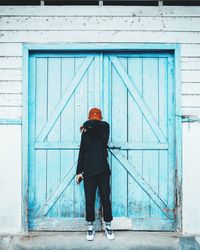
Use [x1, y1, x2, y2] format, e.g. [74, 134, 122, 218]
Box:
[0, 6, 200, 119]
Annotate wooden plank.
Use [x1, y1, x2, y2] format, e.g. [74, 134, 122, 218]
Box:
[36, 56, 94, 142]
[0, 106, 21, 119]
[0, 6, 200, 17]
[60, 57, 75, 218]
[1, 16, 200, 32]
[0, 57, 22, 69]
[0, 69, 22, 81]
[182, 83, 200, 95]
[29, 218, 101, 231]
[94, 54, 100, 107]
[0, 81, 22, 94]
[182, 70, 200, 83]
[111, 56, 128, 217]
[142, 57, 159, 219]
[110, 55, 166, 143]
[21, 48, 28, 241]
[34, 142, 168, 149]
[99, 52, 103, 111]
[103, 55, 112, 216]
[0, 43, 22, 56]
[182, 107, 200, 116]
[132, 218, 174, 230]
[0, 93, 21, 106]
[127, 57, 143, 218]
[33, 57, 48, 221]
[46, 57, 61, 218]
[181, 44, 200, 57]
[29, 217, 174, 231]
[0, 43, 199, 57]
[87, 52, 95, 108]
[73, 56, 88, 219]
[1, 30, 200, 43]
[167, 56, 176, 211]
[109, 217, 132, 230]
[28, 56, 36, 220]
[102, 55, 108, 121]
[181, 58, 200, 70]
[182, 95, 200, 107]
[158, 57, 169, 219]
[174, 44, 182, 231]
[16, 43, 190, 52]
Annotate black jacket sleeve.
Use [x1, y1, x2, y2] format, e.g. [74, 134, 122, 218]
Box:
[83, 120, 110, 146]
[76, 132, 85, 175]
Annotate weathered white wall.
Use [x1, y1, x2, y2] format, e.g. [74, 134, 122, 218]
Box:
[1, 6, 200, 118]
[0, 125, 21, 234]
[0, 5, 200, 234]
[182, 122, 200, 235]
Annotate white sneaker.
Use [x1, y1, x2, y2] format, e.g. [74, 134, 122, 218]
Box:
[105, 226, 115, 240]
[86, 225, 95, 241]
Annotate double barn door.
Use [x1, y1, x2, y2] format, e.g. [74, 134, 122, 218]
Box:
[28, 51, 176, 231]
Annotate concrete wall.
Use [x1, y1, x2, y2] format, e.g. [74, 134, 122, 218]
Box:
[0, 125, 21, 234]
[182, 122, 200, 235]
[0, 5, 200, 234]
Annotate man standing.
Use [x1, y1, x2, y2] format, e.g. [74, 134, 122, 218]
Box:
[76, 107, 114, 241]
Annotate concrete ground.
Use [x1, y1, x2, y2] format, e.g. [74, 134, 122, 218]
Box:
[0, 231, 179, 250]
[0, 231, 199, 250]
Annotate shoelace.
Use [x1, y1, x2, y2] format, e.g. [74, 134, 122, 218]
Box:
[87, 225, 94, 236]
[105, 227, 113, 235]
[87, 229, 94, 236]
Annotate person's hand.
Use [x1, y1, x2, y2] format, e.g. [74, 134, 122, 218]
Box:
[76, 173, 83, 184]
[80, 125, 87, 133]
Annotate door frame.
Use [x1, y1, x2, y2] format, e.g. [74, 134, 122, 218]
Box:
[22, 43, 182, 234]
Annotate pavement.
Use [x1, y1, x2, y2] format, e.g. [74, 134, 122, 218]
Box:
[0, 231, 199, 250]
[0, 231, 179, 250]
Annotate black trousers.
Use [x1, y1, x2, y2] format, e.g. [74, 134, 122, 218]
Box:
[83, 173, 113, 222]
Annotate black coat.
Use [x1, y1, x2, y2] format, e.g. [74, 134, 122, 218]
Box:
[76, 119, 111, 177]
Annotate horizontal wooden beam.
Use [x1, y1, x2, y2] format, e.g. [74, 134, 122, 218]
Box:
[29, 218, 101, 231]
[34, 141, 168, 150]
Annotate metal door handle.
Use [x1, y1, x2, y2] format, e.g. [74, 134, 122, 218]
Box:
[108, 146, 121, 150]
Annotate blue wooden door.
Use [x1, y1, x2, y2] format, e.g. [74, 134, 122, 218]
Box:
[104, 53, 175, 231]
[28, 51, 176, 231]
[28, 52, 103, 230]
